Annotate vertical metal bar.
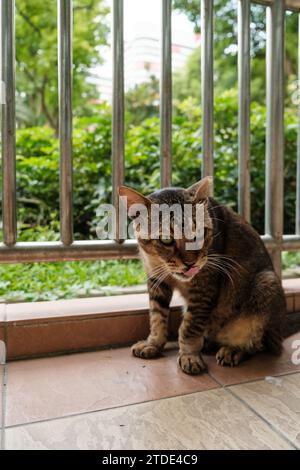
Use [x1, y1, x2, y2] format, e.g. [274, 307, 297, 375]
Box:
[201, 0, 214, 179]
[265, 0, 285, 276]
[112, 0, 124, 240]
[58, 0, 73, 245]
[1, 0, 16, 246]
[296, 13, 300, 235]
[160, 0, 172, 188]
[238, 0, 251, 221]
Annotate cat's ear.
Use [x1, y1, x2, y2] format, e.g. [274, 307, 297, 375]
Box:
[119, 186, 150, 208]
[119, 186, 150, 216]
[187, 176, 213, 203]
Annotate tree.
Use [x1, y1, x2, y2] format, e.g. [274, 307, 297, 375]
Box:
[15, 0, 109, 132]
[173, 0, 298, 104]
[125, 75, 160, 128]
[173, 48, 200, 103]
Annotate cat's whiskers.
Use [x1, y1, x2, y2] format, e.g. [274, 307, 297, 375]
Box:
[208, 257, 240, 282]
[149, 264, 168, 277]
[149, 263, 170, 283]
[211, 230, 222, 240]
[207, 263, 234, 289]
[151, 269, 170, 296]
[205, 259, 235, 288]
[209, 216, 225, 224]
[208, 253, 242, 268]
[150, 266, 164, 276]
[208, 253, 245, 275]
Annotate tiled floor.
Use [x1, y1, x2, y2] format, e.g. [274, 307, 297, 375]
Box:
[0, 362, 4, 449]
[1, 333, 300, 450]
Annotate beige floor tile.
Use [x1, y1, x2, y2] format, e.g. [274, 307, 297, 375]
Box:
[0, 338, 6, 435]
[7, 332, 300, 427]
[0, 364, 3, 433]
[6, 345, 218, 426]
[230, 373, 300, 449]
[5, 388, 293, 450]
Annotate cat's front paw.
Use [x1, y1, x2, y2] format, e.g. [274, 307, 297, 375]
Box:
[131, 340, 162, 359]
[178, 353, 207, 375]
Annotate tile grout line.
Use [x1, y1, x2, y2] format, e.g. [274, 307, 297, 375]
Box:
[3, 381, 220, 431]
[207, 366, 300, 388]
[4, 372, 299, 450]
[4, 367, 298, 431]
[1, 364, 8, 450]
[3, 364, 300, 433]
[225, 387, 298, 450]
[207, 370, 298, 450]
[3, 343, 300, 449]
[0, 365, 3, 449]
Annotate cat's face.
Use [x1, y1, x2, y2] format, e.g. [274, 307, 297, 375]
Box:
[119, 177, 214, 282]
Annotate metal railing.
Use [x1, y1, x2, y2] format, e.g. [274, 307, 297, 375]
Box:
[0, 0, 300, 278]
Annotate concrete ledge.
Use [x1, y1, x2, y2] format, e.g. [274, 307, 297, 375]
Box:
[0, 278, 299, 361]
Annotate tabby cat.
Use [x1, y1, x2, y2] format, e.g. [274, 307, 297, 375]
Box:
[119, 177, 291, 375]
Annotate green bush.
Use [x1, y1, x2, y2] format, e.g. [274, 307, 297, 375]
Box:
[124, 91, 297, 234]
[16, 126, 60, 228]
[0, 94, 298, 302]
[1, 92, 297, 241]
[12, 103, 113, 239]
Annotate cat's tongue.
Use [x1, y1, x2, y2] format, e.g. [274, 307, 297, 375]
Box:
[183, 266, 199, 277]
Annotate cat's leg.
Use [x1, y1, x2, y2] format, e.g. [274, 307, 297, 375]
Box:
[215, 315, 264, 366]
[178, 278, 219, 375]
[132, 278, 173, 359]
[215, 270, 285, 367]
[178, 310, 207, 375]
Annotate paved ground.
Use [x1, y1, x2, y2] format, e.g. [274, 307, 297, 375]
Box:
[1, 334, 300, 450]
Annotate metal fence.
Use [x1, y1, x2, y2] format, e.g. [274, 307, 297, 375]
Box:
[0, 0, 300, 277]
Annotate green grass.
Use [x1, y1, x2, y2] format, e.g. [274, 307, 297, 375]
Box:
[282, 251, 300, 271]
[0, 226, 148, 302]
[0, 224, 299, 302]
[0, 259, 146, 302]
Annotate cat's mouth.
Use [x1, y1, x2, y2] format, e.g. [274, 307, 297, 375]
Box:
[183, 266, 200, 277]
[173, 265, 200, 280]
[171, 257, 209, 280]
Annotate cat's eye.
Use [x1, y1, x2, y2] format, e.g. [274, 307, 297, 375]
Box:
[160, 237, 174, 246]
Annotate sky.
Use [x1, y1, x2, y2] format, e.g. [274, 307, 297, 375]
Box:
[124, 0, 194, 44]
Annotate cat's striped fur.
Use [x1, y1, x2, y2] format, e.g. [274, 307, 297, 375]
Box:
[119, 177, 290, 375]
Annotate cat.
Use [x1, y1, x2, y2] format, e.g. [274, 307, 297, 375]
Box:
[119, 177, 298, 375]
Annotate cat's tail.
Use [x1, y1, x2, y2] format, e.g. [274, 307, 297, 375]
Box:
[264, 312, 300, 355]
